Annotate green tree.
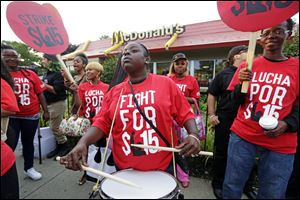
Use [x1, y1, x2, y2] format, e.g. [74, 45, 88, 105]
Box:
[283, 26, 299, 58]
[1, 40, 79, 74]
[101, 56, 118, 84]
[1, 40, 41, 66]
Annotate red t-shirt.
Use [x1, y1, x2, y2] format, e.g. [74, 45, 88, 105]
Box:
[169, 75, 200, 99]
[78, 81, 109, 123]
[1, 141, 16, 176]
[92, 74, 194, 171]
[10, 69, 46, 116]
[227, 56, 299, 154]
[1, 79, 19, 113]
[1, 79, 18, 174]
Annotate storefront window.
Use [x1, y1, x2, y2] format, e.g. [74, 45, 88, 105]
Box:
[152, 62, 171, 75]
[214, 59, 226, 76]
[194, 60, 214, 87]
[192, 59, 226, 87]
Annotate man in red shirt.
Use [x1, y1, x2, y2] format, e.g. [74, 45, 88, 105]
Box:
[60, 42, 200, 174]
[223, 18, 298, 199]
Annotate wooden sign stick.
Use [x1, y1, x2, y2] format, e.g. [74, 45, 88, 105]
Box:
[241, 31, 260, 93]
[56, 54, 75, 83]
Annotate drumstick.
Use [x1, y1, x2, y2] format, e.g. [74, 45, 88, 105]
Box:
[101, 88, 124, 171]
[131, 144, 213, 156]
[170, 128, 176, 178]
[56, 156, 141, 189]
[56, 54, 75, 83]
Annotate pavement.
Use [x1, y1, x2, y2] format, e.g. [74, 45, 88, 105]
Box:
[15, 148, 248, 199]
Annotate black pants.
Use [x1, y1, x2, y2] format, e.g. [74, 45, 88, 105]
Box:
[211, 116, 256, 189]
[1, 163, 19, 199]
[6, 117, 39, 171]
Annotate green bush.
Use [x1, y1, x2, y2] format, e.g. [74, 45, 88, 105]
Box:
[101, 56, 118, 84]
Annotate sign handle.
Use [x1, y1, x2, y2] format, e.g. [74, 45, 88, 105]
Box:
[56, 54, 75, 84]
[241, 31, 260, 93]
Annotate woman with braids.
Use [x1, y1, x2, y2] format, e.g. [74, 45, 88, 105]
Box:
[60, 42, 200, 174]
[1, 45, 49, 181]
[1, 58, 20, 199]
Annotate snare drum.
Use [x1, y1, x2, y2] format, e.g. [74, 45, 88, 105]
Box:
[99, 169, 182, 199]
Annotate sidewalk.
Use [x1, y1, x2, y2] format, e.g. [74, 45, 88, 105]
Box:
[15, 149, 246, 199]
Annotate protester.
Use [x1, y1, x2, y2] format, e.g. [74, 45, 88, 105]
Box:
[61, 53, 90, 184]
[79, 57, 125, 184]
[223, 18, 298, 199]
[208, 45, 257, 199]
[168, 53, 200, 104]
[63, 53, 89, 115]
[60, 42, 200, 175]
[75, 62, 110, 184]
[76, 62, 109, 123]
[168, 52, 200, 188]
[41, 54, 70, 159]
[2, 45, 49, 181]
[1, 58, 20, 199]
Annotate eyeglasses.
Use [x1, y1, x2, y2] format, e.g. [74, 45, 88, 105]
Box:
[260, 28, 290, 38]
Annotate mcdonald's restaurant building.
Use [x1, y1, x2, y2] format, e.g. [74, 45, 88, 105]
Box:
[71, 20, 263, 91]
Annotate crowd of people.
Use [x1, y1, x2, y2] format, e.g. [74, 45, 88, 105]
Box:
[1, 18, 298, 199]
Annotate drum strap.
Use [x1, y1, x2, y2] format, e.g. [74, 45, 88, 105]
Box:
[128, 81, 171, 147]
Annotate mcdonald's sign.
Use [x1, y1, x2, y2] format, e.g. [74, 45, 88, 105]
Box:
[111, 24, 185, 45]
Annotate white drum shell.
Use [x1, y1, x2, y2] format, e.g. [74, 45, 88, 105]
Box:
[99, 169, 180, 199]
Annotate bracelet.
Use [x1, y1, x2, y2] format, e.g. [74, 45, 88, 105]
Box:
[209, 114, 216, 119]
[188, 134, 201, 144]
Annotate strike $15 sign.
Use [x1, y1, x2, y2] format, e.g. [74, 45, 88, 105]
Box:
[6, 1, 69, 54]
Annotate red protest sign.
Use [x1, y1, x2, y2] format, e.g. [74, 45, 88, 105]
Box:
[217, 1, 299, 32]
[6, 1, 69, 54]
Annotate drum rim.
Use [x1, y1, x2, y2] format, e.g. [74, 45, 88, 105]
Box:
[99, 169, 180, 199]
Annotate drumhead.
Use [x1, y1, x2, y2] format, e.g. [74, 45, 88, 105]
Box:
[100, 169, 178, 199]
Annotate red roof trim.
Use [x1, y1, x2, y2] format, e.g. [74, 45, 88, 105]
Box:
[78, 20, 258, 58]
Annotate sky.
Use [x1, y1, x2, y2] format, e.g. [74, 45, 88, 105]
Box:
[1, 1, 299, 45]
[1, 1, 222, 45]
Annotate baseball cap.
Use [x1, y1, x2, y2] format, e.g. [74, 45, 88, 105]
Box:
[227, 45, 248, 61]
[172, 53, 187, 62]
